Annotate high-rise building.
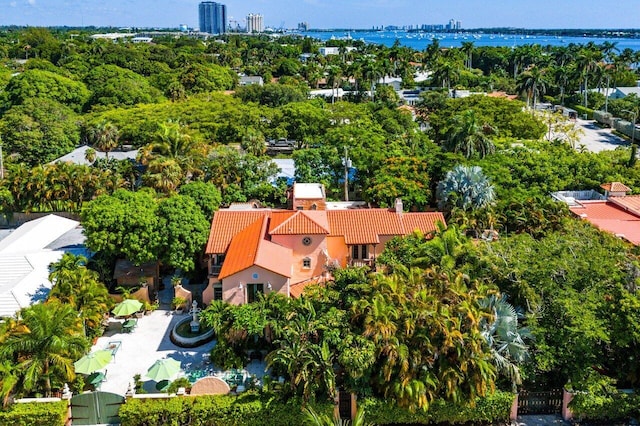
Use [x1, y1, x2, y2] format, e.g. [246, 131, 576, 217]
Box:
[246, 13, 264, 33]
[199, 1, 227, 34]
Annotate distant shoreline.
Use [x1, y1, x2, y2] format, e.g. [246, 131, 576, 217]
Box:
[305, 28, 640, 38]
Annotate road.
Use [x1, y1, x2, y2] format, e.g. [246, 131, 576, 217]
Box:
[574, 118, 628, 153]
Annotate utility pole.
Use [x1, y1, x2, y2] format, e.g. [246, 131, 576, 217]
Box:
[343, 146, 350, 201]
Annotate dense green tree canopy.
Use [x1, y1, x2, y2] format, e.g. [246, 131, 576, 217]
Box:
[0, 98, 80, 165]
[3, 69, 89, 112]
[81, 189, 162, 265]
[84, 64, 163, 109]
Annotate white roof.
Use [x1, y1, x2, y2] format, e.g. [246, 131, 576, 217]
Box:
[0, 215, 79, 254]
[0, 215, 82, 317]
[293, 183, 325, 199]
[51, 145, 138, 166]
[271, 158, 295, 182]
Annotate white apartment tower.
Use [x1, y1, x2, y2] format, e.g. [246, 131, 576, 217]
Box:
[246, 14, 264, 33]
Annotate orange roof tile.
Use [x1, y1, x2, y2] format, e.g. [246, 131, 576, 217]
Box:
[268, 211, 296, 233]
[218, 217, 264, 279]
[205, 211, 270, 254]
[609, 195, 640, 216]
[570, 201, 640, 245]
[270, 211, 329, 235]
[289, 277, 324, 298]
[601, 182, 631, 193]
[218, 216, 292, 279]
[403, 212, 446, 235]
[327, 209, 445, 245]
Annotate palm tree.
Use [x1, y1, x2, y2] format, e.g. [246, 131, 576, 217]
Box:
[478, 295, 532, 392]
[0, 301, 88, 397]
[437, 164, 496, 211]
[49, 254, 112, 337]
[431, 58, 459, 91]
[304, 405, 368, 426]
[576, 47, 603, 108]
[444, 111, 496, 158]
[460, 41, 474, 70]
[516, 65, 549, 109]
[86, 121, 120, 161]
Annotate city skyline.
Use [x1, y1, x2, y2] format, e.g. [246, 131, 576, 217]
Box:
[2, 0, 639, 30]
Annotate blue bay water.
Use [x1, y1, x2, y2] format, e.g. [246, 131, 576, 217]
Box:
[301, 30, 640, 51]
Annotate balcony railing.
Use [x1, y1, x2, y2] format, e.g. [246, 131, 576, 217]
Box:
[349, 258, 374, 269]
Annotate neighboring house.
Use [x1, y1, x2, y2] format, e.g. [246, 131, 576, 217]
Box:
[203, 183, 446, 305]
[238, 76, 264, 86]
[591, 86, 640, 100]
[553, 182, 640, 245]
[51, 145, 139, 166]
[0, 215, 85, 317]
[270, 158, 295, 185]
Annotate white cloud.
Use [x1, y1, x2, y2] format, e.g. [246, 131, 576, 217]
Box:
[27, 0, 36, 5]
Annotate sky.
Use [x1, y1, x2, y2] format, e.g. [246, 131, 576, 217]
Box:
[1, 0, 639, 30]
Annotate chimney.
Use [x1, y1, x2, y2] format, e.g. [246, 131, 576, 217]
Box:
[394, 198, 403, 215]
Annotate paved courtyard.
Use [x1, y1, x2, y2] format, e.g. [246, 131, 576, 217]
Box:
[88, 284, 266, 395]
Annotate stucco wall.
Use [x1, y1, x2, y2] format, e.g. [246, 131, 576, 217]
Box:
[271, 234, 327, 284]
[327, 236, 349, 267]
[222, 266, 289, 304]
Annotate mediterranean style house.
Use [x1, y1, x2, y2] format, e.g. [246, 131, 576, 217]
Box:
[202, 183, 446, 305]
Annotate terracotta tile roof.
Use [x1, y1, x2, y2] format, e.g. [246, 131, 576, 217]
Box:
[218, 216, 292, 279]
[268, 211, 296, 233]
[601, 182, 631, 193]
[570, 201, 640, 245]
[205, 211, 270, 254]
[609, 195, 640, 216]
[289, 277, 324, 298]
[403, 212, 446, 235]
[327, 209, 445, 245]
[270, 211, 329, 235]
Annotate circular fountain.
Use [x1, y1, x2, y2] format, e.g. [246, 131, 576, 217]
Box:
[170, 301, 215, 348]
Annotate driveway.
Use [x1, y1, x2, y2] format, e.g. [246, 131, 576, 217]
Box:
[574, 118, 628, 152]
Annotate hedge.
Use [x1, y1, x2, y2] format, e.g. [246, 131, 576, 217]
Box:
[570, 390, 640, 423]
[569, 104, 595, 120]
[360, 391, 515, 425]
[0, 400, 68, 426]
[118, 392, 334, 426]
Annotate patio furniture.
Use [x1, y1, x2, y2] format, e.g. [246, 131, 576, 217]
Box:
[74, 350, 112, 375]
[104, 341, 122, 357]
[122, 318, 137, 333]
[88, 371, 106, 387]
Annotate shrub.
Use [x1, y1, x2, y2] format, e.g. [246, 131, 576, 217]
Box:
[119, 392, 333, 426]
[0, 400, 68, 426]
[359, 391, 514, 425]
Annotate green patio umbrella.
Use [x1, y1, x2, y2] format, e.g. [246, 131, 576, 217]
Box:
[74, 350, 112, 375]
[112, 299, 143, 317]
[146, 358, 182, 382]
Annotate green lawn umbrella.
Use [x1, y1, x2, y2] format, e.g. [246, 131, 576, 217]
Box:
[112, 299, 143, 317]
[74, 350, 112, 375]
[146, 358, 181, 382]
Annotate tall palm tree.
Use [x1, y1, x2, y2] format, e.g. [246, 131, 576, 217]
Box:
[516, 65, 549, 109]
[460, 41, 474, 70]
[0, 301, 88, 397]
[576, 47, 603, 108]
[444, 111, 496, 159]
[431, 58, 459, 91]
[86, 121, 120, 161]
